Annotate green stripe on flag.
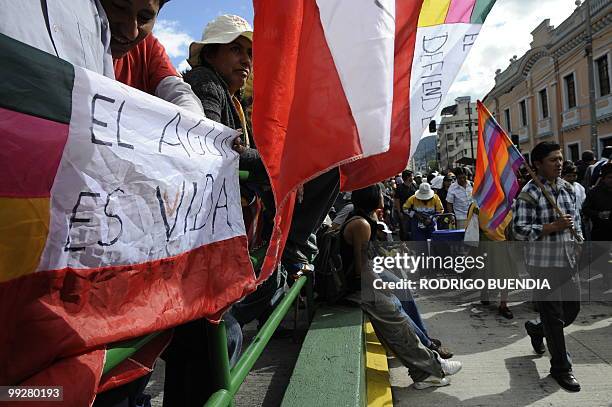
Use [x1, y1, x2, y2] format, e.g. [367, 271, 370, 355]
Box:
[470, 0, 496, 24]
[0, 33, 74, 124]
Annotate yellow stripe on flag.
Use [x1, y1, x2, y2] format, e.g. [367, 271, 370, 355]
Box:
[418, 0, 452, 27]
[0, 197, 49, 282]
[365, 319, 393, 407]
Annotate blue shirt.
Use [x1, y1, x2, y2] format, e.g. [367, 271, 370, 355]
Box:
[0, 0, 114, 78]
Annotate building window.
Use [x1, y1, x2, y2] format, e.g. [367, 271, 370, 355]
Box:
[600, 136, 612, 156]
[596, 55, 610, 97]
[465, 107, 472, 115]
[564, 73, 577, 109]
[519, 100, 527, 127]
[504, 108, 511, 132]
[539, 89, 549, 119]
[567, 143, 579, 162]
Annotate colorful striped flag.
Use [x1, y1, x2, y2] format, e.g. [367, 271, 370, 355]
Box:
[473, 100, 525, 235]
[252, 0, 497, 280]
[0, 33, 254, 405]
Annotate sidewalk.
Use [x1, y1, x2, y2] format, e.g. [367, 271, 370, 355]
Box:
[389, 296, 612, 406]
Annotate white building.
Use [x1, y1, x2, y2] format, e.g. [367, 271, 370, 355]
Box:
[437, 97, 478, 170]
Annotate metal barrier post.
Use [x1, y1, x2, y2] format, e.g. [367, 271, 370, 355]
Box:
[207, 320, 233, 406]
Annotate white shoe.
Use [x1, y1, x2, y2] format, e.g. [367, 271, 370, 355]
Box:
[439, 358, 462, 376]
[414, 375, 450, 390]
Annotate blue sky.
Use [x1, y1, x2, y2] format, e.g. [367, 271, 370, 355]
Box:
[154, 0, 254, 71]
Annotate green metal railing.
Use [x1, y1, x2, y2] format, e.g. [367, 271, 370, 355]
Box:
[204, 275, 308, 407]
[102, 275, 310, 406]
[103, 331, 162, 375]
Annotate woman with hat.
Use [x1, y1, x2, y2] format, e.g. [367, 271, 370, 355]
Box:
[403, 183, 444, 241]
[185, 16, 252, 138]
[184, 14, 266, 179]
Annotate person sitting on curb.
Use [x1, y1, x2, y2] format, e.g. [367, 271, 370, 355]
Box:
[342, 184, 462, 389]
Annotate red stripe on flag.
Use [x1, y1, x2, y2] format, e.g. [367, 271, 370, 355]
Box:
[10, 350, 106, 407]
[0, 236, 254, 386]
[340, 0, 423, 191]
[0, 107, 69, 197]
[252, 0, 362, 203]
[252, 0, 366, 281]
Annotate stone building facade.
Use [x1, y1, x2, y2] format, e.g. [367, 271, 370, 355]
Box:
[483, 0, 611, 163]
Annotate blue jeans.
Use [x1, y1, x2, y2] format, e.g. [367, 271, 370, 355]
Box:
[230, 266, 286, 327]
[379, 269, 431, 347]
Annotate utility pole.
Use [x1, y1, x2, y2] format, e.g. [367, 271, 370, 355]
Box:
[467, 98, 475, 160]
[582, 0, 599, 152]
[444, 129, 449, 170]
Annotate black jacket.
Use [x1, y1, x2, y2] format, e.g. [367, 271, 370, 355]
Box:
[184, 64, 265, 178]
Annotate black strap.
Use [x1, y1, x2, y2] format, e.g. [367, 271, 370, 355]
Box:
[40, 0, 59, 57]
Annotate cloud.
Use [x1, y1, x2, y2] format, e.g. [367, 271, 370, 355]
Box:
[177, 60, 191, 74]
[154, 19, 194, 60]
[442, 0, 578, 108]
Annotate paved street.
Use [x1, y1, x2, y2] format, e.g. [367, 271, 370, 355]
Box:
[144, 292, 612, 407]
[390, 295, 612, 407]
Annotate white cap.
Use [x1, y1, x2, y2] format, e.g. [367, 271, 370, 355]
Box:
[415, 183, 435, 200]
[188, 15, 253, 67]
[430, 175, 444, 190]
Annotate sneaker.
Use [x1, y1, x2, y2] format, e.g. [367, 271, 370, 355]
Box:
[414, 375, 450, 390]
[439, 358, 462, 376]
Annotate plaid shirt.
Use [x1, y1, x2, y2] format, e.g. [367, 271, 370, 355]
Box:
[512, 177, 583, 267]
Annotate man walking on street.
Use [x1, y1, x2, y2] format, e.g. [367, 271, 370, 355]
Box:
[512, 141, 583, 392]
[446, 167, 473, 229]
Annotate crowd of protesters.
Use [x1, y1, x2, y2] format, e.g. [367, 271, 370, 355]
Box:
[332, 141, 611, 393]
[2, 0, 611, 403]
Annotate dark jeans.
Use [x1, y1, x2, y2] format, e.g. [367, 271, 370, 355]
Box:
[282, 168, 340, 266]
[162, 314, 242, 407]
[528, 265, 581, 376]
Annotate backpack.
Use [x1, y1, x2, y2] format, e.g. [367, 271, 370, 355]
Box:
[312, 224, 348, 304]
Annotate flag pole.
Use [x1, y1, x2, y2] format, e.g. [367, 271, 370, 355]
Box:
[475, 100, 582, 242]
[520, 163, 583, 242]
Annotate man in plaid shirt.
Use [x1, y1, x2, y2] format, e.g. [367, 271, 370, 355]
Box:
[512, 141, 583, 392]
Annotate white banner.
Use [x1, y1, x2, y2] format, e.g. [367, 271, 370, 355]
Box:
[38, 68, 245, 271]
[410, 22, 483, 155]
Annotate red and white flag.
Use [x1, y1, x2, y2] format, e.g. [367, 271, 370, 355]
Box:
[252, 0, 497, 281]
[0, 34, 254, 406]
